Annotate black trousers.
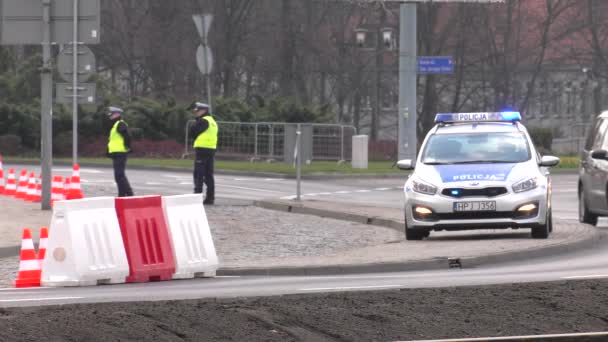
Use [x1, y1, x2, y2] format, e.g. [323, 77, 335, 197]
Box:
[111, 153, 134, 197]
[193, 148, 215, 200]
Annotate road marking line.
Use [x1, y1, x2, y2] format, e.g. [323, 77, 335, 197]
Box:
[334, 191, 351, 194]
[0, 296, 83, 303]
[234, 178, 284, 182]
[374, 188, 391, 191]
[280, 195, 297, 200]
[562, 275, 608, 279]
[318, 192, 332, 195]
[145, 182, 162, 185]
[214, 276, 241, 278]
[221, 184, 284, 193]
[299, 285, 402, 291]
[355, 190, 371, 193]
[0, 287, 51, 291]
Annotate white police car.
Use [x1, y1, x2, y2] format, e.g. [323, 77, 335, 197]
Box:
[397, 112, 560, 240]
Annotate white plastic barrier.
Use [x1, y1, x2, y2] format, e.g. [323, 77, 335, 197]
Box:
[41, 197, 130, 286]
[162, 194, 218, 279]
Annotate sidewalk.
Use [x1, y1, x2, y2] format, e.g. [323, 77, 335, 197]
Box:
[0, 195, 601, 287]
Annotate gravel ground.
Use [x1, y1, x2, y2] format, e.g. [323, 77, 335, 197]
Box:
[1, 280, 608, 341]
[0, 205, 401, 287]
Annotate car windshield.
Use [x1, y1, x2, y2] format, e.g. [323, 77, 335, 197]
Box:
[421, 132, 531, 165]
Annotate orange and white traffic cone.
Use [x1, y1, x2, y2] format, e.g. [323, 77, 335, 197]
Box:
[0, 167, 4, 195]
[24, 172, 37, 202]
[14, 228, 41, 288]
[51, 176, 64, 206]
[15, 170, 28, 199]
[32, 174, 42, 203]
[4, 168, 16, 196]
[66, 164, 84, 200]
[38, 227, 48, 269]
[0, 155, 4, 195]
[64, 178, 71, 200]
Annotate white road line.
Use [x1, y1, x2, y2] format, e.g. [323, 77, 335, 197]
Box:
[335, 191, 351, 194]
[280, 195, 296, 200]
[0, 296, 83, 303]
[318, 192, 332, 195]
[220, 184, 284, 193]
[305, 193, 319, 197]
[79, 169, 103, 174]
[80, 180, 114, 184]
[145, 182, 162, 185]
[299, 285, 403, 291]
[562, 274, 608, 280]
[214, 276, 241, 278]
[374, 188, 391, 191]
[0, 287, 50, 291]
[355, 190, 371, 193]
[162, 174, 189, 178]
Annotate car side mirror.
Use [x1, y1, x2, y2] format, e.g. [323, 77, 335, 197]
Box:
[397, 159, 414, 170]
[539, 155, 560, 167]
[591, 150, 608, 160]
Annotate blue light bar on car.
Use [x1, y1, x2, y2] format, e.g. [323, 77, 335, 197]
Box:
[434, 111, 521, 123]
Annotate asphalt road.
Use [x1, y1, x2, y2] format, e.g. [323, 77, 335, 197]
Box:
[1, 229, 607, 308]
[7, 163, 580, 221]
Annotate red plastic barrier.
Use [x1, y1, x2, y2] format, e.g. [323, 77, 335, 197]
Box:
[115, 196, 176, 282]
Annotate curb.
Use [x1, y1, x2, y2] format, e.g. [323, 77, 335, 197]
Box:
[253, 199, 404, 231]
[217, 226, 605, 276]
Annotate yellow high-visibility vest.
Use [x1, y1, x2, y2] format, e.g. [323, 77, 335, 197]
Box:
[193, 116, 218, 149]
[108, 120, 129, 153]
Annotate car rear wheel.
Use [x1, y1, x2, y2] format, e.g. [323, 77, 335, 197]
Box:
[531, 208, 552, 239]
[579, 187, 598, 226]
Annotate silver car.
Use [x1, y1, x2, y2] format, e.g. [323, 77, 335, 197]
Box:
[398, 112, 560, 240]
[579, 111, 608, 226]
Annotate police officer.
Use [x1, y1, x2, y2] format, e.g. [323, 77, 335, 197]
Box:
[190, 102, 218, 205]
[107, 106, 134, 197]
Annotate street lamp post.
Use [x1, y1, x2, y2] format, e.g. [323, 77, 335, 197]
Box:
[355, 22, 394, 142]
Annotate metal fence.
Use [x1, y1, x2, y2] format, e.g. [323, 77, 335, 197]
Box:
[551, 137, 586, 155]
[184, 121, 357, 162]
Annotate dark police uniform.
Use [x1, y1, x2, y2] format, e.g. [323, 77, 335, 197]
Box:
[190, 102, 218, 205]
[107, 106, 134, 197]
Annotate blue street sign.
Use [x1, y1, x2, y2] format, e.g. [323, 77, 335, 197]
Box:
[417, 56, 454, 74]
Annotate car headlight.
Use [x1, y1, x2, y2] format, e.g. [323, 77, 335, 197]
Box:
[412, 179, 437, 195]
[512, 177, 538, 193]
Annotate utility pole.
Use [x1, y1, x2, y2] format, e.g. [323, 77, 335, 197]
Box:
[41, 0, 53, 210]
[398, 3, 417, 161]
[72, 0, 79, 164]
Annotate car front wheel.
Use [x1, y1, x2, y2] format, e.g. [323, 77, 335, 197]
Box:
[531, 208, 552, 239]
